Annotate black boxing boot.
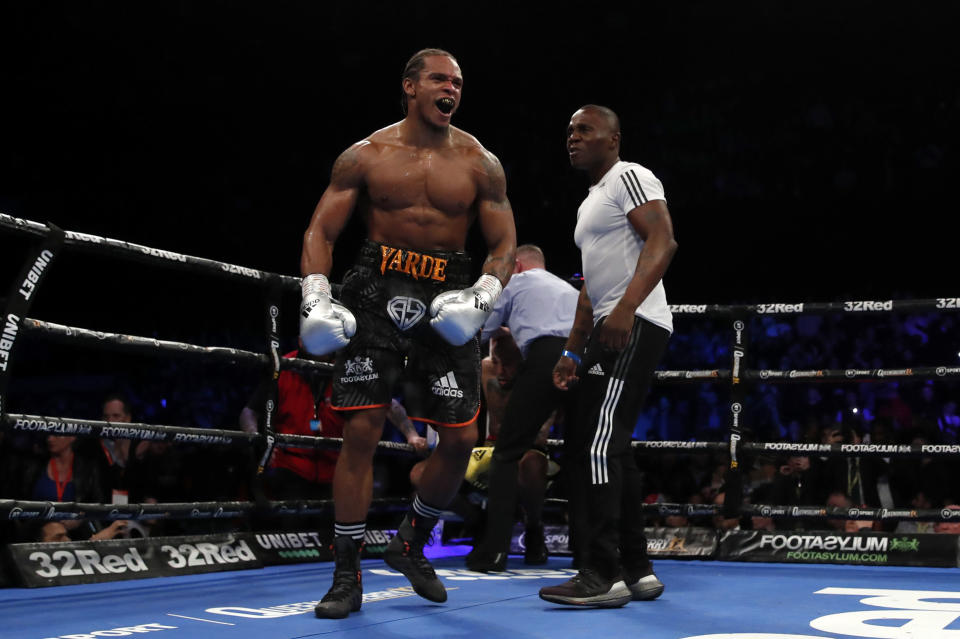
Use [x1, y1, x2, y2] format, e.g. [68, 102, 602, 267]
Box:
[315, 536, 363, 619]
[384, 513, 447, 602]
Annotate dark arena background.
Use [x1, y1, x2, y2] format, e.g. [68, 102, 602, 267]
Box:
[2, 2, 958, 413]
[2, 2, 960, 638]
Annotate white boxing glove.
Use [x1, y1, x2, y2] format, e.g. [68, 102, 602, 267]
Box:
[299, 274, 357, 356]
[429, 274, 503, 346]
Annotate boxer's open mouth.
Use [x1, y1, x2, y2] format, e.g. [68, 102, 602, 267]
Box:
[436, 97, 455, 114]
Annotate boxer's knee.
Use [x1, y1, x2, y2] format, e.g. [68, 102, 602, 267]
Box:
[435, 421, 478, 460]
[342, 408, 388, 456]
[409, 460, 427, 489]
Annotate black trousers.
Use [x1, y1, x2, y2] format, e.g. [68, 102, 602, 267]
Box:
[482, 336, 575, 553]
[566, 316, 670, 580]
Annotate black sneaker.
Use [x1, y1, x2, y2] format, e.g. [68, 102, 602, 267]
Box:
[523, 523, 548, 565]
[384, 514, 447, 603]
[315, 537, 363, 619]
[465, 547, 507, 572]
[538, 569, 631, 608]
[623, 563, 665, 601]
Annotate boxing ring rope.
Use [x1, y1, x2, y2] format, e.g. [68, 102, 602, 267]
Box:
[0, 497, 411, 522]
[538, 498, 960, 524]
[0, 412, 418, 454]
[19, 317, 331, 375]
[2, 211, 960, 533]
[0, 497, 952, 525]
[0, 212, 301, 290]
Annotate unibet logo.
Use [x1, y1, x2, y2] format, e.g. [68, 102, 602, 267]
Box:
[432, 371, 464, 398]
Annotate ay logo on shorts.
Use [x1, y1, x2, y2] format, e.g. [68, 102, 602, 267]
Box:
[387, 296, 426, 331]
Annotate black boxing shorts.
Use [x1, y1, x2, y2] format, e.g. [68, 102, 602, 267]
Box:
[331, 240, 481, 427]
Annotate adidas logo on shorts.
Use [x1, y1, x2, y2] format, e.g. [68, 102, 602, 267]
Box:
[587, 363, 605, 376]
[432, 371, 464, 398]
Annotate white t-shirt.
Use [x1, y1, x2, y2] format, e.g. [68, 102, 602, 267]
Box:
[574, 160, 673, 333]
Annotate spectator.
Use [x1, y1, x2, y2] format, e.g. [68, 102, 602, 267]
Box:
[100, 393, 135, 467]
[770, 455, 822, 530]
[712, 491, 741, 531]
[28, 436, 107, 506]
[934, 504, 960, 534]
[240, 348, 344, 530]
[241, 349, 342, 500]
[99, 392, 148, 499]
[20, 434, 112, 540]
[824, 491, 852, 532]
[124, 441, 189, 536]
[818, 423, 885, 508]
[894, 490, 936, 534]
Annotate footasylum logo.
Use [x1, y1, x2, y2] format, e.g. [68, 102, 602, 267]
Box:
[759, 533, 887, 552]
[341, 357, 379, 383]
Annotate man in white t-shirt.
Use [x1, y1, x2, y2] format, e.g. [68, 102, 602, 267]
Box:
[540, 105, 677, 608]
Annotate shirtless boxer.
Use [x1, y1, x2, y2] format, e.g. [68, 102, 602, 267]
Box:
[300, 48, 516, 618]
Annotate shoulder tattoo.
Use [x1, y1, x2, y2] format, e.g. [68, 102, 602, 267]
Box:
[479, 151, 508, 205]
[331, 146, 362, 185]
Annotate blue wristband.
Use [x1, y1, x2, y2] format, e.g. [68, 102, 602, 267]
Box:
[561, 350, 582, 366]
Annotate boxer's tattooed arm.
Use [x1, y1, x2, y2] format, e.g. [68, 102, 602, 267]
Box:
[476, 150, 517, 285]
[330, 144, 365, 188]
[301, 142, 367, 275]
[478, 152, 511, 211]
[482, 253, 514, 283]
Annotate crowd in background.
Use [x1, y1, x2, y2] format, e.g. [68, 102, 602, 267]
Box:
[1, 308, 958, 545]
